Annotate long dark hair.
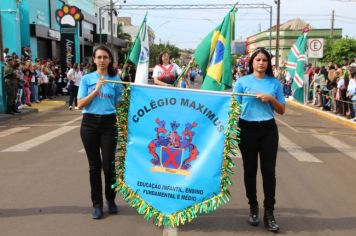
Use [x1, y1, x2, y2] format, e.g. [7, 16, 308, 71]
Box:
[158, 50, 169, 65]
[89, 45, 116, 77]
[248, 47, 274, 77]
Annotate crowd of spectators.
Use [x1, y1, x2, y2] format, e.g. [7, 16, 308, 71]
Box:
[233, 54, 356, 121]
[276, 57, 356, 121]
[2, 47, 92, 114]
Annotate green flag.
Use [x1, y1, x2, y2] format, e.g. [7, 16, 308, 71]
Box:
[286, 28, 309, 103]
[128, 14, 149, 84]
[194, 8, 237, 91]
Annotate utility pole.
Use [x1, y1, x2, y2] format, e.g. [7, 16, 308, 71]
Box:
[330, 10, 335, 40]
[330, 10, 335, 61]
[110, 0, 114, 52]
[275, 0, 281, 68]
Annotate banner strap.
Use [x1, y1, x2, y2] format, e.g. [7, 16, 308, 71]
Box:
[105, 79, 256, 97]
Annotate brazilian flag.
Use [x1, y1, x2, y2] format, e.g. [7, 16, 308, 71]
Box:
[194, 8, 237, 91]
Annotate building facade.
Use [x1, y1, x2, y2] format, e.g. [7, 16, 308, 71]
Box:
[246, 18, 343, 65]
[0, 0, 128, 63]
[0, 0, 129, 113]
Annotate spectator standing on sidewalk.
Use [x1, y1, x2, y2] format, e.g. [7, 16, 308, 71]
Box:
[77, 45, 122, 220]
[30, 64, 41, 103]
[4, 57, 19, 114]
[23, 69, 32, 107]
[310, 67, 325, 107]
[40, 64, 50, 100]
[233, 47, 285, 232]
[347, 71, 356, 120]
[67, 63, 82, 110]
[328, 65, 337, 113]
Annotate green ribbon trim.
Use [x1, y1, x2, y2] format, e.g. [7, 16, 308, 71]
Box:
[114, 86, 241, 227]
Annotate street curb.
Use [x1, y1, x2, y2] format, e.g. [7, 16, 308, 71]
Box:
[0, 99, 66, 123]
[286, 100, 356, 130]
[30, 100, 66, 112]
[0, 108, 38, 122]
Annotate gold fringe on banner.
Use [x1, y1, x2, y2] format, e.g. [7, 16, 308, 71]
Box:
[113, 85, 242, 227]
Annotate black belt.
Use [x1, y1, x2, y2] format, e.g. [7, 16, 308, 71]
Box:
[83, 113, 116, 118]
[239, 118, 275, 125]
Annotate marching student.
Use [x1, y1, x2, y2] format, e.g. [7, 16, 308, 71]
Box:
[77, 45, 123, 220]
[234, 47, 285, 232]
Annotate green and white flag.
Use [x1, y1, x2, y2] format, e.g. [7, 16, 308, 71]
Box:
[194, 7, 237, 91]
[129, 15, 149, 84]
[286, 28, 309, 103]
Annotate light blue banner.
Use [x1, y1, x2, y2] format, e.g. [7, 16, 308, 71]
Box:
[124, 85, 231, 215]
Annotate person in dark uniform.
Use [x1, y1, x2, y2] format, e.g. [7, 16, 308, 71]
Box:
[4, 57, 20, 114]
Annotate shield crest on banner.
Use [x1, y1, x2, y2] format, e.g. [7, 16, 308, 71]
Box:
[161, 146, 184, 169]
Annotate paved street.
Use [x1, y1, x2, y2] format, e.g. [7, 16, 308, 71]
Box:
[0, 99, 356, 236]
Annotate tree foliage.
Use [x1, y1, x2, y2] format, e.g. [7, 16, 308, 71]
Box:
[149, 43, 181, 67]
[116, 24, 132, 65]
[322, 37, 356, 64]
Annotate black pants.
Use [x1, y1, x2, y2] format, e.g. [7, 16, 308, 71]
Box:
[69, 85, 79, 107]
[80, 113, 117, 208]
[238, 118, 278, 210]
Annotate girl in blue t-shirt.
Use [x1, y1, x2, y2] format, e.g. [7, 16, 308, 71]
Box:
[77, 45, 122, 220]
[234, 47, 285, 232]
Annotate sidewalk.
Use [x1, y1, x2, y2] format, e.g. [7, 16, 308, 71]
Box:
[286, 99, 356, 130]
[0, 97, 67, 122]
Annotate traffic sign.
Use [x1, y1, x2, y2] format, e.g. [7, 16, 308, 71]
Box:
[308, 38, 324, 58]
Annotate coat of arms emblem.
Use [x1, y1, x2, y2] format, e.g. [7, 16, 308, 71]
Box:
[148, 119, 199, 176]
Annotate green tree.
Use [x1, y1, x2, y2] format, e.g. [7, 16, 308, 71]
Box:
[149, 43, 180, 67]
[116, 23, 132, 65]
[322, 37, 356, 64]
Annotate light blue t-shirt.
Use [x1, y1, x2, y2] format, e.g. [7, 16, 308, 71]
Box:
[77, 72, 123, 115]
[233, 74, 285, 121]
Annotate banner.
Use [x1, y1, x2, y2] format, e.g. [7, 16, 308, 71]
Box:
[115, 85, 240, 227]
[60, 31, 75, 72]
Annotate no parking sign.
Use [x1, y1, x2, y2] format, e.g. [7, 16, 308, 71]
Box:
[308, 38, 324, 58]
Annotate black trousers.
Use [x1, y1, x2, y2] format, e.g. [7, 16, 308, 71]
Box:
[238, 118, 279, 210]
[69, 85, 79, 107]
[80, 113, 117, 208]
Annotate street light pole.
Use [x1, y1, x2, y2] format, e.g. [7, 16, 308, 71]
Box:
[99, 6, 104, 44]
[110, 0, 114, 51]
[275, 0, 281, 68]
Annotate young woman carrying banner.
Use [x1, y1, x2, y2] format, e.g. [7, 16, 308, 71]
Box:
[77, 45, 123, 220]
[233, 47, 285, 232]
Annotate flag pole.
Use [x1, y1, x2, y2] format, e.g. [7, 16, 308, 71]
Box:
[104, 79, 256, 97]
[121, 12, 148, 82]
[173, 58, 194, 87]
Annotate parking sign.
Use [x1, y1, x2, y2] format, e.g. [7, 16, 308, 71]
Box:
[308, 38, 324, 58]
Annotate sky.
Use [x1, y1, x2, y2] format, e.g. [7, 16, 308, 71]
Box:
[117, 0, 356, 49]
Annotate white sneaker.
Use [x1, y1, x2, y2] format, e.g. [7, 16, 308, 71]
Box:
[74, 107, 79, 110]
[69, 106, 73, 110]
[18, 104, 24, 110]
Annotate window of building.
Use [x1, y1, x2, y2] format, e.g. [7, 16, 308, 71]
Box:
[113, 24, 116, 35]
[108, 20, 111, 32]
[102, 17, 105, 31]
